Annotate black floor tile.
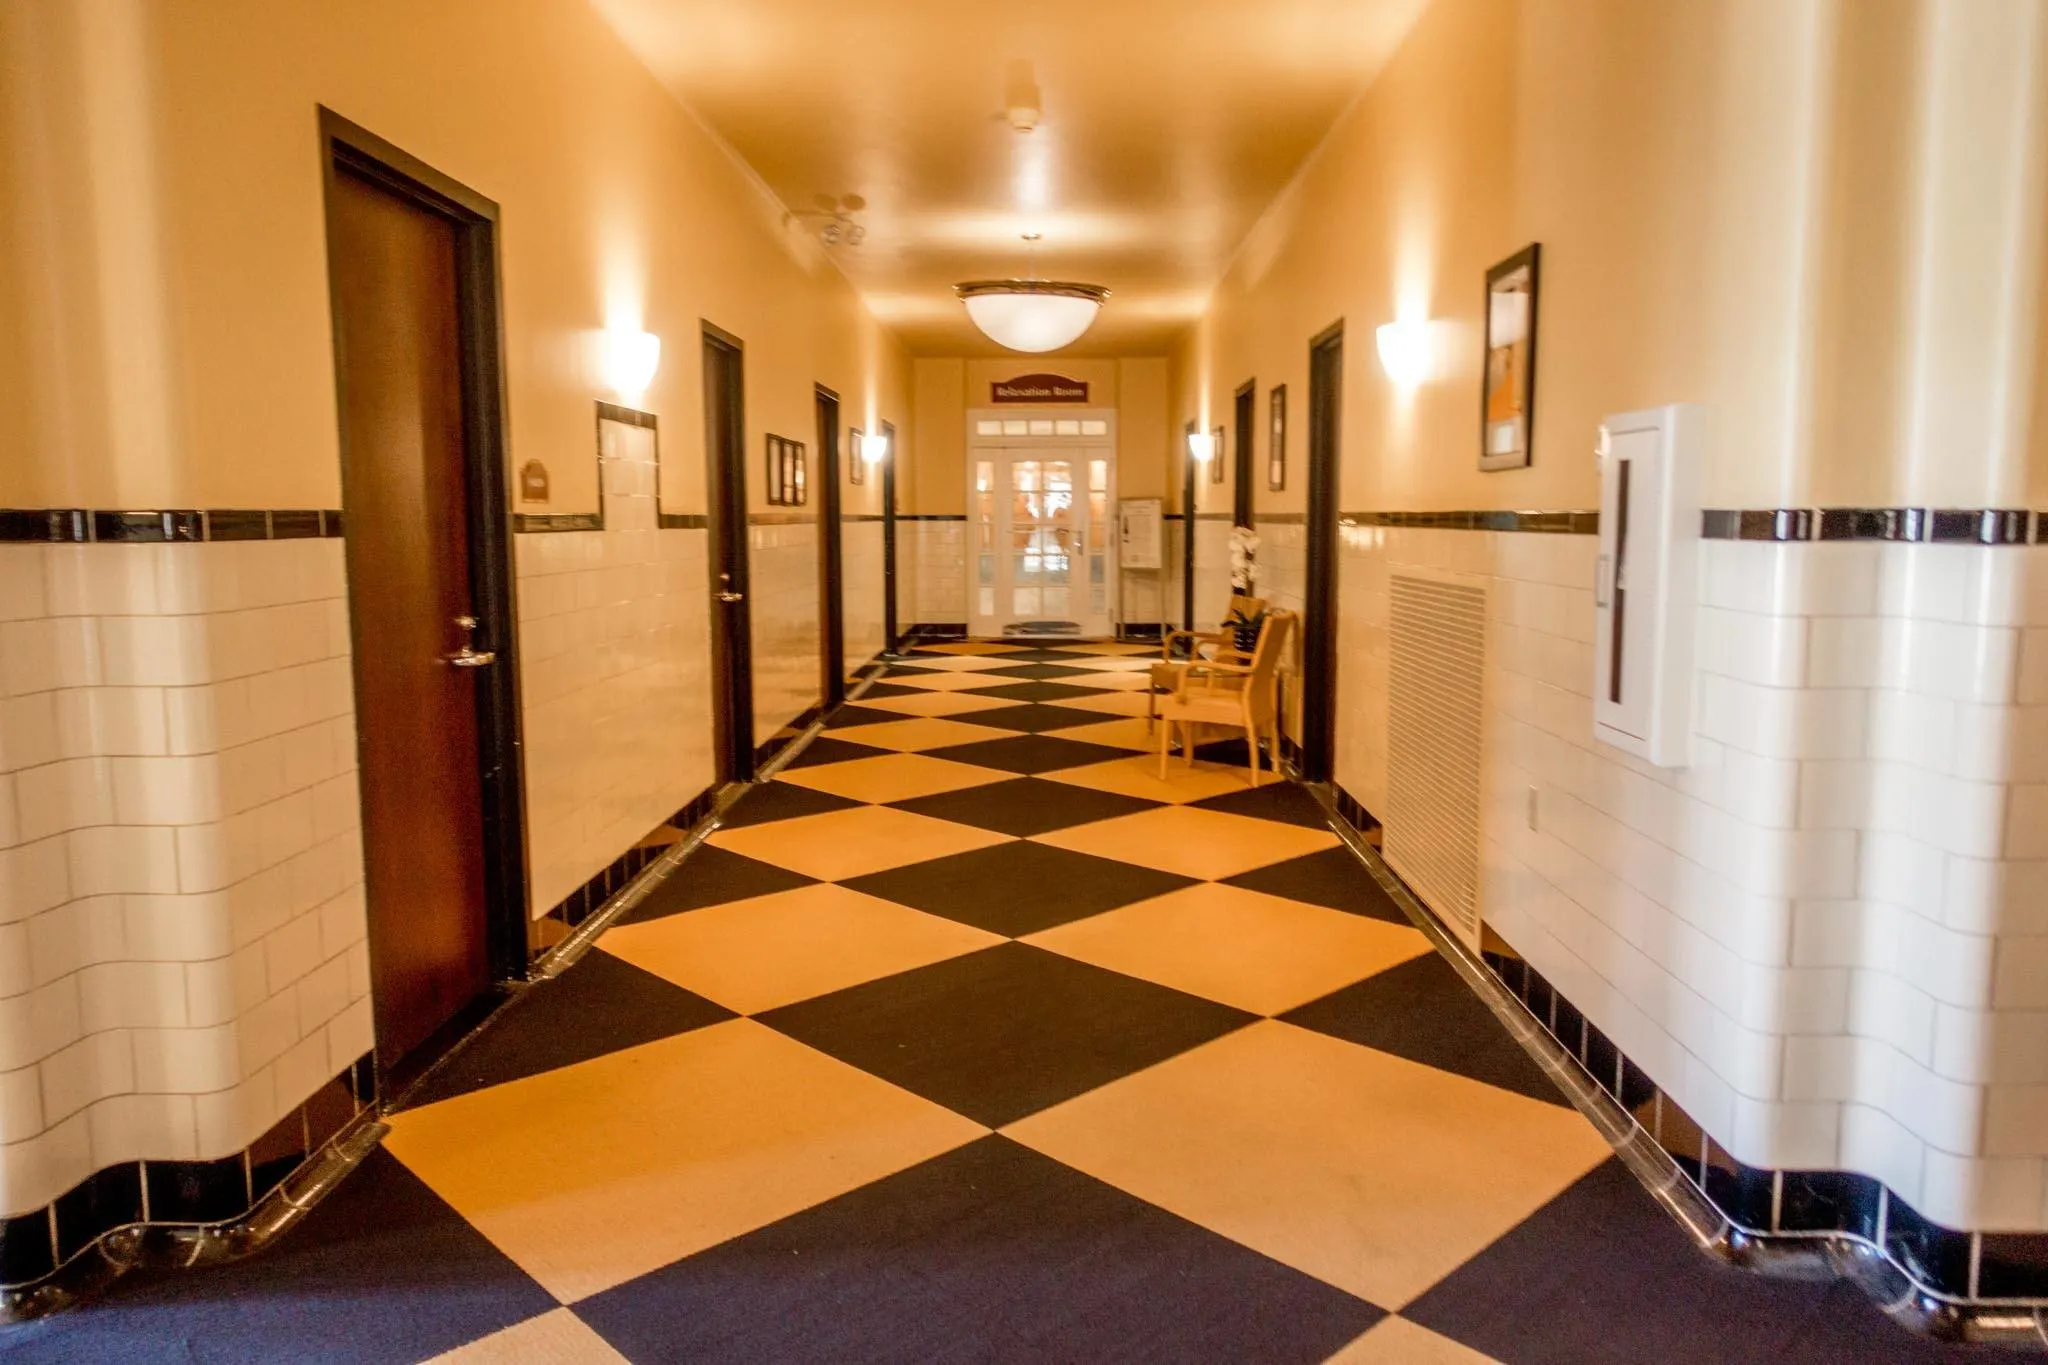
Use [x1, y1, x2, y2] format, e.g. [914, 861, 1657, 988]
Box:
[758, 943, 1252, 1126]
[2, 1149, 556, 1365]
[921, 733, 1137, 776]
[579, 1136, 1378, 1365]
[719, 780, 864, 829]
[853, 681, 924, 700]
[823, 703, 906, 729]
[1222, 846, 1409, 922]
[960, 680, 1114, 703]
[402, 949, 734, 1109]
[621, 844, 817, 922]
[952, 703, 1109, 734]
[1404, 1159, 1985, 1364]
[778, 735, 893, 769]
[976, 663, 1099, 680]
[1189, 781, 1332, 829]
[889, 778, 1165, 838]
[997, 647, 1101, 660]
[1281, 953, 1568, 1107]
[841, 839, 1193, 936]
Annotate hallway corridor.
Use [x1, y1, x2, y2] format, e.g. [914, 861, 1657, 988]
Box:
[8, 643, 1981, 1363]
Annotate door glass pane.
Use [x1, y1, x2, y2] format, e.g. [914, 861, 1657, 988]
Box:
[1081, 419, 1108, 436]
[976, 419, 1001, 436]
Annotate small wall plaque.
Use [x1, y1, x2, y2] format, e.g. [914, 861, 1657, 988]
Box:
[519, 460, 551, 503]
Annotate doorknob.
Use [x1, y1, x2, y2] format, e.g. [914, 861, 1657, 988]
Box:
[441, 614, 497, 668]
[718, 591, 745, 603]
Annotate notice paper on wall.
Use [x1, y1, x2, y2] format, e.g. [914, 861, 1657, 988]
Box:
[1119, 497, 1163, 570]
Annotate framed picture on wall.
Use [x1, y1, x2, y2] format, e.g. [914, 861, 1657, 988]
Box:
[1210, 426, 1225, 484]
[1480, 243, 1540, 471]
[848, 426, 866, 485]
[766, 434, 808, 506]
[1267, 385, 1286, 491]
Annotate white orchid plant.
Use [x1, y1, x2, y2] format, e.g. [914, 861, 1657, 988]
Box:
[1227, 524, 1261, 592]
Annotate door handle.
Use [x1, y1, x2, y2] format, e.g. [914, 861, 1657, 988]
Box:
[441, 614, 497, 667]
[718, 591, 745, 603]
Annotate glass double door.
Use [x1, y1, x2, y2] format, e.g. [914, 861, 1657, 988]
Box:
[969, 446, 1113, 638]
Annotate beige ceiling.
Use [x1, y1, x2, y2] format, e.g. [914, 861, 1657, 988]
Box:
[591, 0, 1431, 357]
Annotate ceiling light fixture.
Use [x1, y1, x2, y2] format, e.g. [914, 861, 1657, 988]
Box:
[956, 234, 1109, 353]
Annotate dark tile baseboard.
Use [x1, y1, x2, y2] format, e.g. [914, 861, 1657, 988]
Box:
[527, 785, 720, 959]
[0, 1055, 379, 1307]
[0, 508, 344, 543]
[755, 703, 826, 769]
[1701, 506, 2042, 545]
[899, 622, 969, 644]
[1476, 938, 2048, 1309]
[1311, 793, 2048, 1344]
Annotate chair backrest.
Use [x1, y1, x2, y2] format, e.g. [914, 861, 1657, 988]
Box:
[1223, 594, 1267, 628]
[1247, 610, 1295, 685]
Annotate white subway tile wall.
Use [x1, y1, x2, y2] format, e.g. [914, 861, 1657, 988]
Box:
[843, 521, 887, 676]
[908, 521, 966, 625]
[1335, 528, 2048, 1232]
[747, 520, 823, 744]
[515, 424, 715, 916]
[0, 539, 368, 1215]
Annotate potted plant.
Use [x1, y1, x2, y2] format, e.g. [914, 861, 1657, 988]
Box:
[1224, 600, 1267, 654]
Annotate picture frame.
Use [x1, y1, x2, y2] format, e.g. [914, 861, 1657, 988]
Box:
[1480, 243, 1540, 471]
[1210, 425, 1225, 484]
[766, 434, 808, 506]
[847, 426, 865, 485]
[1267, 385, 1286, 491]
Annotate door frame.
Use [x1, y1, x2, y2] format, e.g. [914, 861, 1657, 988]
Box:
[1232, 380, 1256, 529]
[1181, 420, 1199, 630]
[1301, 320, 1344, 783]
[815, 385, 845, 708]
[881, 418, 899, 652]
[963, 409, 1119, 639]
[702, 321, 755, 782]
[317, 110, 531, 1063]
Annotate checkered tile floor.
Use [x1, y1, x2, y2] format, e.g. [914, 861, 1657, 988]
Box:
[15, 642, 1981, 1362]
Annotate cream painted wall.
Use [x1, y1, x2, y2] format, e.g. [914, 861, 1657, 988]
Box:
[0, 0, 910, 518]
[1176, 0, 2048, 514]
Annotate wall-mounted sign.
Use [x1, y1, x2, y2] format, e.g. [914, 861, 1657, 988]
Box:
[992, 373, 1089, 404]
[519, 459, 551, 503]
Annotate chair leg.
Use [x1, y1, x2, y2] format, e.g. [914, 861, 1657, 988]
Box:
[1158, 717, 1171, 780]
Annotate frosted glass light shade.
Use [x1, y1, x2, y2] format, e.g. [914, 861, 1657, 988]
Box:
[956, 280, 1108, 353]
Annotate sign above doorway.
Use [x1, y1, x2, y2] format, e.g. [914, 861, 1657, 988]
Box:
[992, 373, 1090, 404]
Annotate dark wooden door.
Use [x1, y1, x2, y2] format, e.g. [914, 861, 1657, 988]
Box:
[704, 327, 754, 780]
[1233, 381, 1256, 529]
[1302, 324, 1344, 783]
[816, 387, 844, 707]
[329, 168, 492, 1068]
[1181, 420, 1199, 630]
[881, 419, 898, 652]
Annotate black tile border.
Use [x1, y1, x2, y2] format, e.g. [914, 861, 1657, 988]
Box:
[1339, 509, 1600, 534]
[1701, 506, 2040, 545]
[528, 783, 720, 958]
[747, 510, 817, 526]
[895, 513, 968, 522]
[0, 508, 345, 543]
[1471, 943, 2048, 1309]
[510, 511, 603, 532]
[1251, 511, 1308, 524]
[1307, 787, 2048, 1341]
[0, 1054, 379, 1302]
[899, 622, 969, 644]
[755, 702, 826, 769]
[657, 512, 711, 529]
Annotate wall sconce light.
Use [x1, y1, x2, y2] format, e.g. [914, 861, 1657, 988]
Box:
[1186, 430, 1215, 464]
[859, 431, 891, 464]
[604, 329, 662, 398]
[1375, 320, 1432, 390]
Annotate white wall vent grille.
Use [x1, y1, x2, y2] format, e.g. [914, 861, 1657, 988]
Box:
[1384, 572, 1486, 946]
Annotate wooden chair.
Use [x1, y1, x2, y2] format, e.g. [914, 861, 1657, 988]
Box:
[1148, 594, 1265, 731]
[1156, 609, 1295, 787]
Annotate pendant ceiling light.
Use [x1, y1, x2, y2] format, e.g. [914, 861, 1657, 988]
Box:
[956, 235, 1108, 353]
